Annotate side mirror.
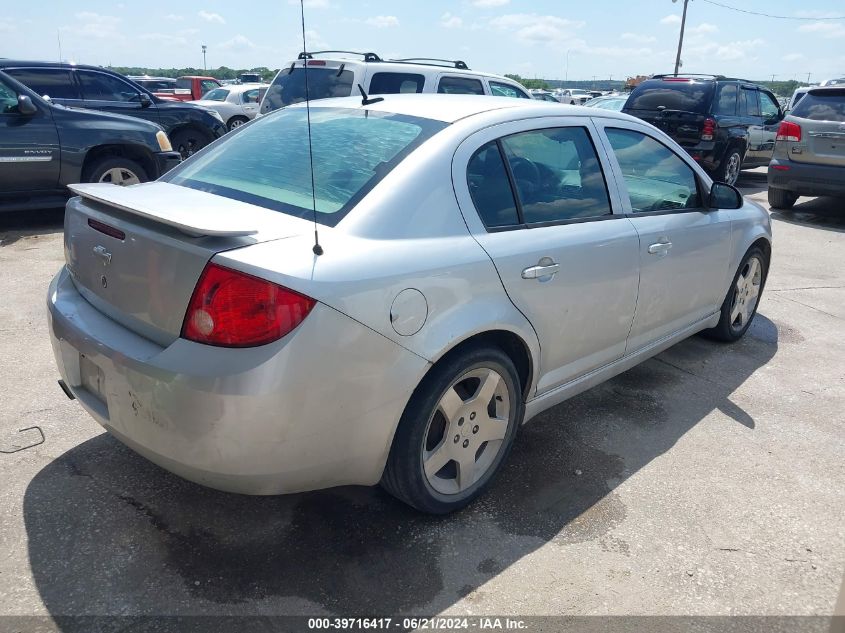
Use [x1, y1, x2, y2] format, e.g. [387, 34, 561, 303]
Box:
[139, 93, 152, 108]
[17, 94, 37, 115]
[709, 181, 743, 210]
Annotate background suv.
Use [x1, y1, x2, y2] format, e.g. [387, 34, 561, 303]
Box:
[768, 86, 845, 209]
[624, 74, 784, 185]
[0, 61, 226, 158]
[260, 52, 532, 114]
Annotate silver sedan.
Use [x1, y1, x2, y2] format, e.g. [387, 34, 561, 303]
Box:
[48, 95, 772, 514]
[191, 83, 265, 131]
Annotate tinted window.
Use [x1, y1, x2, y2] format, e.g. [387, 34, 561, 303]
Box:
[438, 76, 484, 95]
[176, 78, 191, 90]
[203, 88, 229, 101]
[135, 79, 175, 91]
[4, 68, 80, 100]
[760, 92, 780, 120]
[740, 88, 760, 117]
[242, 89, 260, 104]
[260, 68, 354, 113]
[791, 90, 845, 122]
[714, 83, 738, 115]
[369, 72, 425, 95]
[165, 107, 446, 227]
[626, 81, 715, 113]
[606, 128, 700, 213]
[466, 142, 519, 228]
[490, 81, 529, 99]
[0, 76, 20, 114]
[500, 127, 612, 223]
[78, 71, 140, 102]
[200, 80, 219, 95]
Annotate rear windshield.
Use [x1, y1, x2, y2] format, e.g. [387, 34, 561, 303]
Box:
[164, 107, 447, 226]
[626, 80, 715, 113]
[260, 67, 354, 114]
[791, 90, 845, 122]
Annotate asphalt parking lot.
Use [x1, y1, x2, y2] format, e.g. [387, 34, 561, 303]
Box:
[1, 170, 843, 628]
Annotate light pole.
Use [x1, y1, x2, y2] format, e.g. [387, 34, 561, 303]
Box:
[672, 0, 690, 76]
[202, 45, 207, 71]
[565, 49, 571, 85]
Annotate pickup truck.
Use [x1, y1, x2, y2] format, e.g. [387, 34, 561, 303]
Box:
[174, 76, 222, 101]
[0, 61, 227, 158]
[0, 71, 181, 213]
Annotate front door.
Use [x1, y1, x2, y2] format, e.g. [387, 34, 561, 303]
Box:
[76, 69, 161, 126]
[0, 75, 60, 194]
[596, 121, 733, 352]
[453, 117, 640, 395]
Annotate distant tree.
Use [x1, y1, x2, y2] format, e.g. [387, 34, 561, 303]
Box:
[504, 73, 549, 90]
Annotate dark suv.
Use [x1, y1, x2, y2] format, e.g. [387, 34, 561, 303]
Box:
[623, 74, 784, 185]
[0, 71, 181, 213]
[0, 61, 226, 158]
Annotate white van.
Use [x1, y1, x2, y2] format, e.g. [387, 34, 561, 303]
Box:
[259, 51, 532, 114]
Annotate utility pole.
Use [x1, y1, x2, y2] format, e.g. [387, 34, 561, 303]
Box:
[202, 45, 208, 71]
[673, 0, 690, 76]
[565, 49, 571, 85]
[807, 72, 811, 85]
[57, 30, 63, 62]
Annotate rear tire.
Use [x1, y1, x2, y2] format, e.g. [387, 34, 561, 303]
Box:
[768, 187, 798, 210]
[227, 116, 249, 132]
[712, 147, 743, 186]
[170, 127, 214, 159]
[702, 245, 768, 342]
[381, 345, 523, 514]
[83, 156, 148, 186]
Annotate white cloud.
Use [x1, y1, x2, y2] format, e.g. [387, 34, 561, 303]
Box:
[660, 14, 681, 25]
[164, 13, 183, 21]
[0, 19, 14, 32]
[219, 34, 256, 51]
[472, 0, 510, 6]
[620, 32, 656, 44]
[688, 22, 718, 35]
[365, 15, 399, 28]
[65, 12, 122, 39]
[441, 12, 463, 29]
[489, 13, 584, 45]
[587, 45, 654, 59]
[688, 38, 765, 62]
[798, 22, 845, 39]
[198, 10, 225, 24]
[304, 29, 329, 50]
[782, 53, 804, 62]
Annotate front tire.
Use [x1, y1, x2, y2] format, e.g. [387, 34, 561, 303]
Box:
[83, 156, 148, 186]
[170, 127, 214, 159]
[381, 346, 523, 514]
[768, 187, 798, 210]
[703, 246, 768, 342]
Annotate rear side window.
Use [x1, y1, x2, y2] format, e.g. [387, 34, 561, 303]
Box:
[200, 80, 219, 94]
[740, 88, 760, 117]
[203, 89, 229, 101]
[467, 142, 520, 228]
[606, 128, 700, 213]
[78, 71, 140, 102]
[626, 80, 714, 114]
[438, 76, 484, 95]
[242, 89, 260, 104]
[260, 67, 354, 113]
[489, 81, 529, 99]
[791, 90, 845, 122]
[165, 107, 446, 227]
[714, 83, 738, 115]
[176, 78, 191, 90]
[369, 72, 425, 95]
[4, 68, 80, 100]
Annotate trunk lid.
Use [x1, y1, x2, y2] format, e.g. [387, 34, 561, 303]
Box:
[64, 182, 308, 347]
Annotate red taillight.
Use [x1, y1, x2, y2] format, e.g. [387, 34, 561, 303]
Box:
[701, 117, 717, 141]
[181, 263, 315, 348]
[776, 121, 802, 142]
[307, 60, 327, 66]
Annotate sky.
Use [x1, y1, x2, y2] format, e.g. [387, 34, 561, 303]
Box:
[1, 1, 844, 83]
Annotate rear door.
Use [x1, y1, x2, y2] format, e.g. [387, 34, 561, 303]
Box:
[788, 89, 845, 167]
[452, 116, 640, 394]
[594, 119, 732, 351]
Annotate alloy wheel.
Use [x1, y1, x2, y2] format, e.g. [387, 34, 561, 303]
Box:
[724, 152, 741, 186]
[729, 254, 763, 332]
[98, 167, 141, 186]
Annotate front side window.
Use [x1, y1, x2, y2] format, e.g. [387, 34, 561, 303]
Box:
[605, 128, 701, 213]
[500, 127, 612, 223]
[4, 68, 80, 100]
[714, 83, 738, 115]
[78, 71, 140, 102]
[759, 92, 780, 121]
[260, 67, 354, 113]
[489, 81, 529, 99]
[466, 142, 520, 228]
[740, 88, 760, 117]
[438, 76, 484, 95]
[165, 107, 446, 226]
[369, 72, 425, 95]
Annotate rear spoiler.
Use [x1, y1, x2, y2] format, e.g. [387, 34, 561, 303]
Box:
[68, 183, 259, 237]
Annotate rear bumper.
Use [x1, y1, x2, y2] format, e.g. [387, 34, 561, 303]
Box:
[768, 158, 845, 198]
[153, 151, 182, 178]
[47, 266, 428, 494]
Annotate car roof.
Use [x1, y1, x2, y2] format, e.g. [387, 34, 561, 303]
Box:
[286, 93, 632, 124]
[0, 60, 112, 71]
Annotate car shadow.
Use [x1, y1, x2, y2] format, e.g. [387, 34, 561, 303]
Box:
[735, 170, 768, 197]
[769, 197, 845, 233]
[0, 207, 64, 247]
[22, 315, 778, 618]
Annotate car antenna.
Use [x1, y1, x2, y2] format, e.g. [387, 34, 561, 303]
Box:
[298, 0, 323, 256]
[358, 84, 384, 106]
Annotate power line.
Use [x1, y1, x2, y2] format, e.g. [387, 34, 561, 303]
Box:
[699, 0, 845, 21]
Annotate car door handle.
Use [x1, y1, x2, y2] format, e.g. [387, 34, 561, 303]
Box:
[647, 241, 673, 255]
[521, 263, 560, 279]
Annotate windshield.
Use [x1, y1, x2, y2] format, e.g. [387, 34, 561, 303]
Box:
[791, 90, 845, 122]
[164, 107, 447, 226]
[626, 81, 715, 113]
[260, 67, 354, 114]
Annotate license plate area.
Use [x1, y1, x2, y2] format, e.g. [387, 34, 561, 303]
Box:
[80, 355, 107, 404]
